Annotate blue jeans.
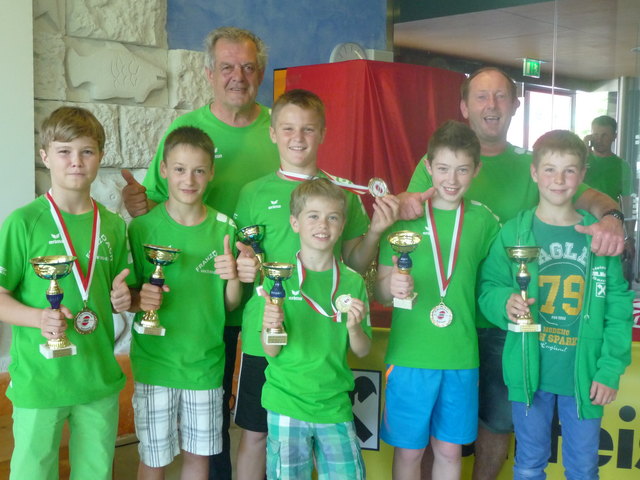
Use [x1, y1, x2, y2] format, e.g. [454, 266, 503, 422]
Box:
[512, 391, 601, 480]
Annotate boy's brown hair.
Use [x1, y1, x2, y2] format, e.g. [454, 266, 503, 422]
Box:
[39, 106, 106, 152]
[532, 129, 587, 167]
[427, 120, 481, 166]
[272, 89, 325, 128]
[162, 126, 215, 165]
[290, 178, 346, 218]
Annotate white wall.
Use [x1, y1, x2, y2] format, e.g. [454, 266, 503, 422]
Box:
[0, 1, 34, 370]
[0, 0, 35, 223]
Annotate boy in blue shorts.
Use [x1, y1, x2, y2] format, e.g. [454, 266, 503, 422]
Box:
[128, 126, 259, 479]
[233, 88, 398, 479]
[260, 178, 372, 479]
[0, 106, 134, 480]
[376, 121, 500, 479]
[478, 130, 633, 479]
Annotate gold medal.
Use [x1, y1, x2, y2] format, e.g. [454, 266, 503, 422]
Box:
[430, 301, 453, 328]
[74, 306, 98, 334]
[335, 294, 353, 313]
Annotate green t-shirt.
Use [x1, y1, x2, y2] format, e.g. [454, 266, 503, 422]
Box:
[128, 204, 237, 390]
[259, 262, 372, 423]
[408, 143, 589, 328]
[142, 104, 279, 327]
[234, 171, 370, 356]
[0, 196, 131, 408]
[379, 201, 500, 369]
[585, 153, 633, 201]
[533, 217, 588, 396]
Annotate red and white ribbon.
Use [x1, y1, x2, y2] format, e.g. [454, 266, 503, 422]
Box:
[295, 251, 342, 322]
[425, 199, 464, 301]
[46, 191, 100, 304]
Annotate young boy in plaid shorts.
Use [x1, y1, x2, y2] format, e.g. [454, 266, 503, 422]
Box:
[128, 127, 259, 479]
[258, 178, 372, 479]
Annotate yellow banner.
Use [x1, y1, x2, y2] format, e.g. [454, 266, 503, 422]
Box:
[349, 328, 640, 479]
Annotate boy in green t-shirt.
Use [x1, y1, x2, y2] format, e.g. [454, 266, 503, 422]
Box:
[478, 130, 633, 479]
[260, 177, 372, 479]
[0, 107, 135, 480]
[233, 88, 399, 478]
[376, 121, 500, 479]
[128, 127, 259, 480]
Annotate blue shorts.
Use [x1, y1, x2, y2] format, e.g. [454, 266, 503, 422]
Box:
[381, 366, 478, 449]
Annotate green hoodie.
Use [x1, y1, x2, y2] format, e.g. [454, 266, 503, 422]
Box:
[479, 207, 633, 419]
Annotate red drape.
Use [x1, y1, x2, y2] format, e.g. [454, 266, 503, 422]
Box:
[284, 60, 466, 210]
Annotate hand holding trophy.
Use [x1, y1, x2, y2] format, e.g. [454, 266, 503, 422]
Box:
[261, 262, 294, 345]
[30, 255, 78, 358]
[134, 244, 181, 336]
[388, 230, 422, 309]
[506, 246, 541, 333]
[237, 225, 266, 265]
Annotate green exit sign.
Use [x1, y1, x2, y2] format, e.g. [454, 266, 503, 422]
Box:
[523, 58, 541, 78]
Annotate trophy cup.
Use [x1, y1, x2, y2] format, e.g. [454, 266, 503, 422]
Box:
[30, 255, 78, 358]
[134, 244, 181, 336]
[388, 230, 422, 309]
[262, 262, 294, 345]
[238, 225, 266, 265]
[506, 246, 542, 333]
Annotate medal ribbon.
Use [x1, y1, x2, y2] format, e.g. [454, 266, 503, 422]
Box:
[278, 168, 368, 195]
[425, 199, 464, 300]
[295, 251, 342, 322]
[46, 191, 100, 304]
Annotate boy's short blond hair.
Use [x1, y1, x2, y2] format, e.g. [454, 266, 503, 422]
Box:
[532, 130, 587, 167]
[162, 126, 215, 165]
[39, 106, 106, 152]
[272, 89, 325, 128]
[290, 178, 346, 218]
[427, 120, 481, 166]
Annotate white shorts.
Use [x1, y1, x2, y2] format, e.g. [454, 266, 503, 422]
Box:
[133, 382, 223, 467]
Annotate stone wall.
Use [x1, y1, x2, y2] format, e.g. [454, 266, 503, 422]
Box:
[31, 0, 212, 354]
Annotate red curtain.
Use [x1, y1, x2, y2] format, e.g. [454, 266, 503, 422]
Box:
[284, 60, 466, 326]
[284, 60, 466, 208]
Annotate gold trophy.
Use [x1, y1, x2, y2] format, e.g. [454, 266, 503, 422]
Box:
[262, 262, 294, 345]
[506, 246, 542, 333]
[30, 255, 78, 358]
[238, 225, 266, 265]
[134, 244, 181, 336]
[388, 230, 422, 309]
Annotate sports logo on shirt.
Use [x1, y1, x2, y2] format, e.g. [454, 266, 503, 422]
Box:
[268, 200, 282, 210]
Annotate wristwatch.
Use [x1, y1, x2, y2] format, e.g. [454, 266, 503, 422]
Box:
[602, 209, 625, 223]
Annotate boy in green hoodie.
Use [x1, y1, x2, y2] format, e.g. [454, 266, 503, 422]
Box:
[478, 130, 633, 480]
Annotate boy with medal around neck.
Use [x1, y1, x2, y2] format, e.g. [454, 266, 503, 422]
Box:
[232, 88, 399, 479]
[478, 130, 633, 479]
[127, 126, 259, 480]
[259, 177, 372, 479]
[375, 120, 500, 480]
[0, 107, 135, 480]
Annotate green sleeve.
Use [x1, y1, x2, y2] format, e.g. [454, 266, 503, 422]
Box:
[593, 256, 634, 389]
[407, 156, 431, 193]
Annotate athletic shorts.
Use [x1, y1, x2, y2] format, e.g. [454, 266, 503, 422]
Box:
[234, 353, 268, 432]
[133, 382, 223, 468]
[477, 328, 513, 433]
[266, 410, 365, 480]
[381, 366, 478, 449]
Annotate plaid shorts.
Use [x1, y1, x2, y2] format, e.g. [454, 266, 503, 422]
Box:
[266, 410, 365, 480]
[133, 382, 223, 468]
